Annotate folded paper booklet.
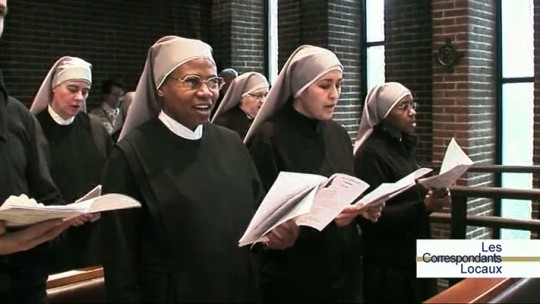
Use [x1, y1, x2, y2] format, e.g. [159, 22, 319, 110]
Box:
[417, 137, 474, 189]
[238, 171, 370, 247]
[0, 185, 141, 227]
[354, 167, 433, 208]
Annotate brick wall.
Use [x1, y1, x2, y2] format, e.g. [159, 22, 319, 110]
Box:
[385, 0, 433, 164]
[211, 0, 266, 74]
[328, 0, 363, 136]
[278, 0, 362, 136]
[210, 0, 233, 70]
[0, 0, 211, 109]
[431, 0, 498, 239]
[465, 0, 497, 240]
[230, 1, 265, 73]
[277, 0, 301, 69]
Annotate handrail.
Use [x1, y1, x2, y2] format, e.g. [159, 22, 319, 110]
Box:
[430, 213, 540, 231]
[420, 164, 540, 174]
[449, 185, 540, 200]
[466, 165, 540, 174]
[444, 186, 540, 239]
[47, 266, 103, 289]
[424, 278, 519, 303]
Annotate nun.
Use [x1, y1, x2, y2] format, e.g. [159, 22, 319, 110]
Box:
[244, 45, 381, 303]
[99, 35, 298, 303]
[353, 82, 451, 303]
[211, 71, 269, 139]
[29, 56, 112, 274]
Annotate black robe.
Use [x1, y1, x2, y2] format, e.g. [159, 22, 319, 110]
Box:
[0, 70, 64, 302]
[101, 119, 264, 303]
[246, 103, 363, 303]
[213, 106, 253, 140]
[36, 110, 112, 273]
[354, 124, 437, 303]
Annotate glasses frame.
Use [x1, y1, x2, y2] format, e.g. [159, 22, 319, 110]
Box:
[169, 75, 225, 91]
[247, 92, 268, 101]
[395, 101, 418, 111]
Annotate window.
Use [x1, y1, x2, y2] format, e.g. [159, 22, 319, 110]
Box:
[266, 0, 278, 86]
[364, 0, 385, 90]
[499, 0, 534, 239]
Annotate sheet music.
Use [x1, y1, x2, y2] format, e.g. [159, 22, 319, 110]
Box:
[355, 167, 433, 208]
[73, 185, 102, 204]
[238, 172, 326, 247]
[440, 138, 474, 174]
[296, 173, 370, 231]
[69, 193, 141, 213]
[0, 186, 141, 227]
[418, 138, 474, 188]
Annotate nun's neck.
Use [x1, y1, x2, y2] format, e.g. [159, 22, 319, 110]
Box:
[292, 99, 318, 121]
[48, 105, 75, 125]
[381, 121, 402, 140]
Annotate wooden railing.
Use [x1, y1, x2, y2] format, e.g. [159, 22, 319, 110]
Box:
[425, 278, 518, 303]
[46, 266, 105, 303]
[429, 164, 540, 239]
[425, 164, 540, 303]
[47, 266, 103, 289]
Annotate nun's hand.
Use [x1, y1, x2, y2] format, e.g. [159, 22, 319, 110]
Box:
[335, 205, 364, 227]
[0, 219, 71, 255]
[68, 213, 101, 227]
[359, 202, 385, 223]
[262, 219, 299, 250]
[86, 212, 101, 222]
[424, 188, 451, 212]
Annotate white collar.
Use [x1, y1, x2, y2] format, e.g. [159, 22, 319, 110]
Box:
[47, 105, 75, 125]
[101, 102, 119, 115]
[158, 110, 203, 140]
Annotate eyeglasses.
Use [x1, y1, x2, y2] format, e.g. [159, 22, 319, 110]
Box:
[169, 75, 225, 90]
[395, 101, 418, 111]
[247, 93, 268, 100]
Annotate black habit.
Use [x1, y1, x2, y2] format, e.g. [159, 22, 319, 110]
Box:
[36, 110, 112, 273]
[0, 69, 64, 302]
[246, 103, 363, 303]
[213, 106, 252, 140]
[354, 124, 437, 303]
[101, 119, 264, 303]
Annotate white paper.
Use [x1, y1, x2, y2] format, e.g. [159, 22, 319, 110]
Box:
[73, 185, 101, 203]
[296, 173, 370, 231]
[439, 138, 473, 174]
[355, 167, 433, 208]
[238, 172, 325, 247]
[418, 138, 474, 188]
[0, 186, 141, 227]
[239, 171, 370, 247]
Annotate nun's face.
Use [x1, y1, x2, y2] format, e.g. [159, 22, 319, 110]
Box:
[159, 58, 219, 130]
[294, 70, 342, 121]
[384, 95, 417, 134]
[240, 87, 269, 119]
[51, 80, 91, 120]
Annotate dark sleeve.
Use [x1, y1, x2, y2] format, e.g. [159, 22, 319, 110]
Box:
[246, 131, 280, 192]
[105, 133, 114, 155]
[25, 112, 63, 205]
[101, 146, 143, 303]
[241, 145, 268, 254]
[355, 147, 428, 232]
